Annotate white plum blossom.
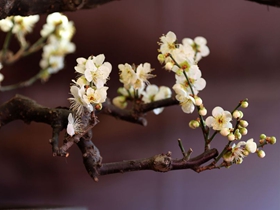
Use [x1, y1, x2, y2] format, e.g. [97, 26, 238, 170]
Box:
[83, 86, 108, 105]
[12, 15, 39, 34]
[119, 63, 138, 89]
[175, 65, 206, 95]
[159, 31, 177, 55]
[223, 138, 257, 163]
[67, 113, 82, 136]
[0, 17, 13, 32]
[182, 36, 210, 62]
[173, 83, 195, 114]
[141, 84, 172, 114]
[69, 86, 92, 115]
[83, 55, 112, 88]
[135, 63, 155, 89]
[205, 106, 233, 131]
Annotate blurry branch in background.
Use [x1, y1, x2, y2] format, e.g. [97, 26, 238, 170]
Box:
[0, 0, 278, 20]
[0, 0, 116, 20]
[247, 0, 280, 7]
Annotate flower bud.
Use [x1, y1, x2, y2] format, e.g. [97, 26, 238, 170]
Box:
[243, 150, 249, 156]
[95, 103, 102, 111]
[165, 62, 173, 71]
[238, 111, 244, 119]
[233, 110, 241, 119]
[260, 134, 266, 140]
[234, 129, 242, 140]
[157, 54, 165, 64]
[220, 128, 230, 137]
[239, 120, 248, 128]
[198, 107, 207, 116]
[194, 97, 203, 106]
[228, 133, 235, 141]
[189, 120, 200, 129]
[257, 150, 266, 158]
[241, 101, 249, 108]
[239, 128, 248, 135]
[236, 157, 243, 164]
[268, 136, 277, 145]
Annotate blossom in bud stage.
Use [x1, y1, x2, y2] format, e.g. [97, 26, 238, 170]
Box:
[189, 120, 200, 129]
[228, 133, 235, 141]
[260, 134, 266, 140]
[112, 96, 128, 109]
[257, 150, 266, 158]
[67, 113, 82, 136]
[268, 136, 277, 145]
[239, 128, 248, 135]
[232, 110, 241, 119]
[173, 84, 195, 113]
[198, 107, 207, 116]
[194, 96, 203, 106]
[205, 106, 233, 131]
[165, 62, 174, 71]
[241, 100, 249, 108]
[239, 120, 248, 128]
[220, 128, 231, 137]
[0, 17, 13, 32]
[157, 54, 165, 64]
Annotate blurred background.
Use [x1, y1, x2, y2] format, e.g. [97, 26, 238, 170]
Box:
[0, 0, 280, 209]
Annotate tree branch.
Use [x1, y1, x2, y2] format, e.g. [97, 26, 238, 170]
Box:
[0, 94, 220, 181]
[247, 0, 280, 8]
[0, 0, 117, 20]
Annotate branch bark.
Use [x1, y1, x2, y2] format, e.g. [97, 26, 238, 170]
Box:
[247, 0, 280, 7]
[0, 94, 219, 181]
[0, 0, 116, 20]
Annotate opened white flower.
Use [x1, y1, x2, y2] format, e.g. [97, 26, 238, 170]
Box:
[159, 31, 177, 55]
[84, 55, 112, 88]
[223, 138, 257, 163]
[182, 36, 210, 62]
[119, 63, 138, 89]
[173, 84, 195, 114]
[83, 86, 108, 105]
[175, 65, 206, 95]
[67, 113, 82, 137]
[135, 63, 155, 89]
[141, 84, 171, 114]
[0, 17, 13, 32]
[69, 86, 92, 115]
[12, 15, 39, 34]
[205, 106, 232, 130]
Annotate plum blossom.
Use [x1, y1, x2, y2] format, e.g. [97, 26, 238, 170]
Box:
[175, 65, 206, 95]
[141, 84, 172, 114]
[119, 63, 138, 89]
[67, 113, 82, 136]
[69, 86, 92, 115]
[12, 15, 40, 34]
[159, 31, 177, 55]
[173, 84, 195, 114]
[182, 36, 210, 62]
[205, 107, 233, 131]
[83, 87, 108, 105]
[223, 138, 257, 163]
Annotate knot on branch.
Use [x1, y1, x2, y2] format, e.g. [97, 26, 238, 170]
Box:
[153, 152, 172, 172]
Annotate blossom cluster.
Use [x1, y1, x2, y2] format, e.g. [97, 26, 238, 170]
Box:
[67, 54, 112, 136]
[158, 31, 208, 114]
[39, 13, 76, 80]
[113, 62, 171, 114]
[0, 15, 39, 34]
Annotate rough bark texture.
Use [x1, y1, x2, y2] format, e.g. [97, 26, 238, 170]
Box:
[0, 0, 279, 20]
[0, 0, 116, 19]
[0, 95, 219, 181]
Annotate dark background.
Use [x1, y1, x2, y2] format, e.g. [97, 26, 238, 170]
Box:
[0, 0, 280, 209]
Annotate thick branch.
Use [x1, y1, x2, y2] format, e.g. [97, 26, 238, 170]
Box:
[247, 0, 280, 7]
[0, 0, 116, 20]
